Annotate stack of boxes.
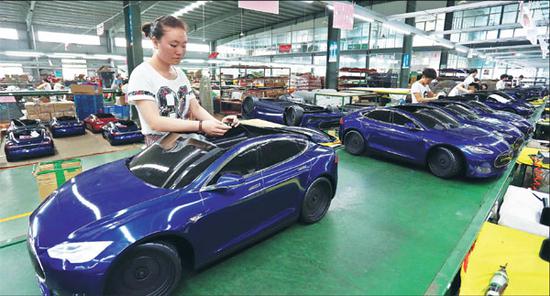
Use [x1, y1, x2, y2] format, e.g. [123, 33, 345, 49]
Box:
[25, 101, 76, 121]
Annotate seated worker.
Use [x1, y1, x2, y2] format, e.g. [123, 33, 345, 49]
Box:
[410, 68, 438, 103]
[448, 68, 478, 96]
[496, 74, 508, 90]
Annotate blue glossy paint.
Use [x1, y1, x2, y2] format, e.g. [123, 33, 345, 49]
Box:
[49, 117, 86, 138]
[503, 87, 548, 101]
[447, 92, 535, 117]
[339, 106, 513, 178]
[243, 98, 344, 129]
[101, 120, 144, 145]
[27, 126, 337, 295]
[4, 127, 55, 162]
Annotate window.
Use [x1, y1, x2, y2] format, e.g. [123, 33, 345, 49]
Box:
[211, 146, 259, 184]
[0, 28, 18, 40]
[37, 31, 100, 45]
[366, 110, 391, 123]
[392, 112, 414, 126]
[258, 140, 306, 170]
[129, 134, 222, 188]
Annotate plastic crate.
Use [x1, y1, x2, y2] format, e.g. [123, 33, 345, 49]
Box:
[74, 95, 104, 120]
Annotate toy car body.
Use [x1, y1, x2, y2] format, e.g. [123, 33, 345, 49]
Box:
[101, 120, 144, 145]
[83, 113, 118, 133]
[7, 119, 45, 132]
[242, 96, 344, 129]
[504, 87, 548, 102]
[27, 123, 338, 295]
[4, 127, 54, 162]
[339, 106, 513, 178]
[424, 102, 524, 152]
[453, 100, 534, 137]
[446, 92, 535, 118]
[49, 116, 86, 138]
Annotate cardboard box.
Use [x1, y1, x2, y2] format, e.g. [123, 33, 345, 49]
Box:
[39, 103, 54, 113]
[53, 101, 75, 112]
[70, 84, 102, 95]
[26, 113, 39, 120]
[25, 103, 38, 115]
[38, 113, 51, 121]
[33, 159, 82, 201]
[52, 112, 64, 119]
[115, 95, 127, 105]
[63, 110, 76, 117]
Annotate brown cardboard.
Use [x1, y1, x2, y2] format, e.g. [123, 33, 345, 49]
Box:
[39, 103, 54, 113]
[70, 84, 102, 94]
[25, 103, 38, 115]
[53, 101, 75, 112]
[63, 110, 76, 117]
[52, 112, 64, 119]
[38, 113, 51, 121]
[26, 113, 40, 120]
[115, 95, 127, 105]
[33, 159, 82, 201]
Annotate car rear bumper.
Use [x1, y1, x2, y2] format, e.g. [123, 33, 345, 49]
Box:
[5, 143, 54, 161]
[51, 126, 85, 137]
[108, 132, 144, 145]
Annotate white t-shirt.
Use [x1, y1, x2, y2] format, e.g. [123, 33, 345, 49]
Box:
[495, 80, 506, 90]
[448, 75, 475, 96]
[410, 81, 431, 103]
[128, 62, 195, 135]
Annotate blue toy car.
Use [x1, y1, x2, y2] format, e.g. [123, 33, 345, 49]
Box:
[4, 127, 55, 162]
[101, 120, 144, 145]
[242, 96, 344, 129]
[424, 102, 524, 152]
[447, 92, 535, 117]
[504, 87, 548, 101]
[7, 119, 45, 132]
[49, 116, 86, 138]
[27, 123, 338, 295]
[445, 100, 534, 137]
[339, 106, 513, 179]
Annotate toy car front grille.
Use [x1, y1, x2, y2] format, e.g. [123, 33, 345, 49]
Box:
[26, 240, 45, 279]
[494, 151, 513, 168]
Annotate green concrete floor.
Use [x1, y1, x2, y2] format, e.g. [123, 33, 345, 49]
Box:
[0, 147, 517, 295]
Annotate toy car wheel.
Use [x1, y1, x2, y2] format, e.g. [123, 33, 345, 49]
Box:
[242, 96, 257, 119]
[5, 153, 14, 162]
[300, 177, 332, 224]
[344, 130, 365, 155]
[428, 147, 463, 179]
[105, 242, 182, 296]
[283, 105, 304, 126]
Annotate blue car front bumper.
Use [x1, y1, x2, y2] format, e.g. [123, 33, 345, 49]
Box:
[50, 126, 85, 137]
[465, 150, 513, 178]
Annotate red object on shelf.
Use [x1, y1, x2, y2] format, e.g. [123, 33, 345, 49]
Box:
[208, 52, 219, 59]
[279, 44, 292, 53]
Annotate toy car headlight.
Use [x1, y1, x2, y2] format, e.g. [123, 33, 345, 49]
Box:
[47, 241, 113, 263]
[465, 146, 494, 155]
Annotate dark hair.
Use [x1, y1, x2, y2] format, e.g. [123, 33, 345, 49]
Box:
[469, 83, 480, 91]
[142, 16, 188, 39]
[467, 68, 478, 74]
[500, 74, 508, 80]
[422, 68, 437, 79]
[481, 83, 488, 90]
[507, 75, 513, 79]
[519, 75, 524, 79]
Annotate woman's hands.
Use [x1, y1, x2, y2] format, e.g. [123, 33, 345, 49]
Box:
[222, 115, 240, 127]
[201, 119, 230, 136]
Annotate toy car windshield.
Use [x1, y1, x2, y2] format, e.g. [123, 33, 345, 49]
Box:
[96, 113, 115, 118]
[468, 101, 494, 113]
[128, 133, 223, 189]
[445, 104, 479, 120]
[414, 109, 459, 130]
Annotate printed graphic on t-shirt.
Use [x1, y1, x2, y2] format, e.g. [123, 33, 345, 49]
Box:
[157, 86, 190, 119]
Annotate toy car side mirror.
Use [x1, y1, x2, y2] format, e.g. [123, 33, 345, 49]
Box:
[214, 173, 243, 190]
[540, 238, 550, 262]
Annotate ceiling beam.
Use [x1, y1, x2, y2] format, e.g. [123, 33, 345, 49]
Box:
[430, 20, 548, 36]
[476, 44, 539, 51]
[388, 1, 516, 19]
[188, 9, 242, 34]
[25, 1, 36, 31]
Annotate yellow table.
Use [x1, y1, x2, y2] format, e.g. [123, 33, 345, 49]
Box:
[460, 222, 549, 296]
[516, 147, 549, 169]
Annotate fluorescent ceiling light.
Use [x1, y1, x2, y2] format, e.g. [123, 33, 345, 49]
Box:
[187, 43, 210, 53]
[0, 28, 19, 40]
[173, 1, 208, 17]
[90, 54, 126, 61]
[455, 46, 469, 53]
[61, 59, 87, 64]
[302, 0, 314, 3]
[326, 5, 334, 10]
[183, 59, 206, 63]
[4, 51, 44, 57]
[382, 22, 411, 35]
[354, 14, 374, 23]
[0, 63, 22, 67]
[435, 41, 454, 49]
[48, 52, 87, 59]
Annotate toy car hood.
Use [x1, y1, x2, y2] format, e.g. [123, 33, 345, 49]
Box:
[30, 159, 172, 247]
[441, 124, 507, 146]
